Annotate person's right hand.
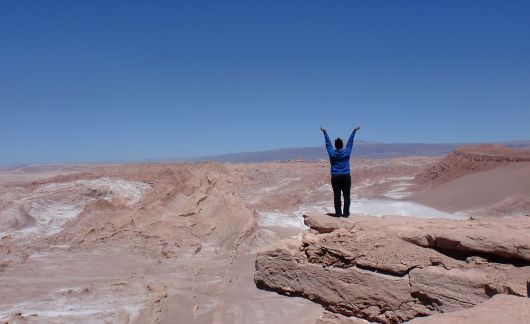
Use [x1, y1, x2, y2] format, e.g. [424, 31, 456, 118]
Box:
[354, 126, 361, 132]
[320, 127, 327, 133]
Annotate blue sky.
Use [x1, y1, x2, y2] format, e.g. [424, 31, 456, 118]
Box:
[1, 1, 529, 163]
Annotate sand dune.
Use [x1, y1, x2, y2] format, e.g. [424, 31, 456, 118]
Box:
[411, 162, 530, 216]
[414, 144, 530, 190]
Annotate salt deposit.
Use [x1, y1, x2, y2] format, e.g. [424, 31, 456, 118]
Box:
[0, 177, 151, 237]
[37, 177, 151, 206]
[257, 199, 467, 230]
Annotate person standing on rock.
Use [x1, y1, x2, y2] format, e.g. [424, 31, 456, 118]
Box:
[320, 126, 360, 217]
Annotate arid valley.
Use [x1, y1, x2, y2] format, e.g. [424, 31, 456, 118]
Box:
[1, 145, 530, 323]
[3, 0, 530, 322]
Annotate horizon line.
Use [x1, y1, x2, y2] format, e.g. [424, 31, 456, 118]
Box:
[2, 138, 530, 167]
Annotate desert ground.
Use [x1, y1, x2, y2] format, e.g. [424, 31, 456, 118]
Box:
[1, 145, 529, 323]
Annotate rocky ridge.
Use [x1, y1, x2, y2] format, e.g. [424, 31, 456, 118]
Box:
[414, 144, 530, 190]
[254, 214, 530, 323]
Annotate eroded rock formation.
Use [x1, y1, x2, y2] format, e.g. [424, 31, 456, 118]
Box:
[255, 214, 530, 323]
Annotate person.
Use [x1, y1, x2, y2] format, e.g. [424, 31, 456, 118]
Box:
[320, 126, 360, 217]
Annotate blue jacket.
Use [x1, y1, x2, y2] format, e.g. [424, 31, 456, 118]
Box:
[323, 130, 357, 175]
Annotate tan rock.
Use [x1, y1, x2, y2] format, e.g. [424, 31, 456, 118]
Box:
[256, 214, 530, 323]
[302, 230, 458, 276]
[303, 214, 357, 233]
[316, 310, 370, 324]
[255, 237, 432, 323]
[400, 216, 530, 262]
[409, 266, 493, 312]
[304, 213, 530, 263]
[407, 294, 530, 324]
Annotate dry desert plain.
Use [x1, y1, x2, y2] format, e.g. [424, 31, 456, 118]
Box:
[1, 145, 530, 323]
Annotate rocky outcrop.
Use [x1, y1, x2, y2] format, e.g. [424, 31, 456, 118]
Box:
[255, 236, 428, 323]
[305, 214, 530, 262]
[254, 214, 530, 323]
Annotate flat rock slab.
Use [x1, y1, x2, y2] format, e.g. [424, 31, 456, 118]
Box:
[304, 214, 530, 262]
[303, 230, 459, 276]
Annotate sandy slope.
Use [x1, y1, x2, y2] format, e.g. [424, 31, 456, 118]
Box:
[410, 145, 530, 217]
[411, 162, 530, 216]
[413, 144, 530, 190]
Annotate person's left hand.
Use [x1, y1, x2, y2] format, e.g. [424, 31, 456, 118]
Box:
[354, 126, 361, 132]
[320, 127, 327, 133]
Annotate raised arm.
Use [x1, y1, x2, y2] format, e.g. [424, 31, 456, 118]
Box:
[345, 126, 360, 154]
[320, 127, 335, 157]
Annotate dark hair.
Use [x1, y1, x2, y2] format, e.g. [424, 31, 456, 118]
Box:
[335, 138, 343, 150]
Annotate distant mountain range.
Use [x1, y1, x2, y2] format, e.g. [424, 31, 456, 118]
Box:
[195, 140, 530, 162]
[3, 141, 530, 167]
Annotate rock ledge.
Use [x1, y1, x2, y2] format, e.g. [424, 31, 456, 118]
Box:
[255, 214, 530, 323]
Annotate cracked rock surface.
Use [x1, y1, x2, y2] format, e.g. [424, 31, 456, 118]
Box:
[254, 214, 530, 323]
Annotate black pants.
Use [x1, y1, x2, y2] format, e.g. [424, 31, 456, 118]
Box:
[331, 174, 351, 216]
